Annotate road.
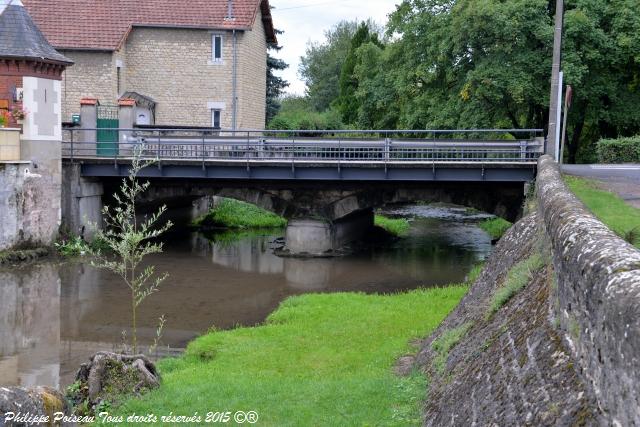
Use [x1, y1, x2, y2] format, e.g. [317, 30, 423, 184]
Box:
[562, 164, 640, 209]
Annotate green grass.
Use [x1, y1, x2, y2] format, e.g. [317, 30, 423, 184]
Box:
[112, 287, 468, 426]
[192, 199, 287, 229]
[487, 252, 545, 317]
[431, 322, 472, 374]
[478, 217, 513, 241]
[375, 215, 411, 237]
[565, 176, 640, 248]
[465, 263, 485, 285]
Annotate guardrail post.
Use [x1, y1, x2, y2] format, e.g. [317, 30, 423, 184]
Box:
[520, 140, 527, 160]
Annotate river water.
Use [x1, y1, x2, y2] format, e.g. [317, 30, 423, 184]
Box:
[0, 205, 492, 389]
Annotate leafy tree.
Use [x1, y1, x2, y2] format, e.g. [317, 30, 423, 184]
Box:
[266, 28, 289, 124]
[334, 23, 385, 125]
[299, 20, 363, 111]
[92, 147, 172, 354]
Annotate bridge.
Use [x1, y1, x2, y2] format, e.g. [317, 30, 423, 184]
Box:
[61, 128, 544, 255]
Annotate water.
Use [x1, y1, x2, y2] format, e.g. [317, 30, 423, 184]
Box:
[0, 205, 493, 389]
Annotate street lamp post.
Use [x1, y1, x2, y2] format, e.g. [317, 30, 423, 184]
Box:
[547, 0, 565, 159]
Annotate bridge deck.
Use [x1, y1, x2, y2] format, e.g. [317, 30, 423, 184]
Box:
[62, 129, 543, 182]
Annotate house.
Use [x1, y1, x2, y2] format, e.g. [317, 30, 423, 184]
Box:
[22, 0, 277, 129]
[0, 0, 73, 250]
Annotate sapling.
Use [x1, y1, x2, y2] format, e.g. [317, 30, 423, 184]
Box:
[91, 145, 172, 354]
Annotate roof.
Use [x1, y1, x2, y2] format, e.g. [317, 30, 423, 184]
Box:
[120, 91, 156, 111]
[22, 0, 277, 51]
[0, 0, 73, 64]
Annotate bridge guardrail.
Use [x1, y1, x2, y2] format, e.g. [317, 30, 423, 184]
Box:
[62, 128, 544, 164]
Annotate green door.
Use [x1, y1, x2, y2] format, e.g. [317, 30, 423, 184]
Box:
[97, 105, 119, 157]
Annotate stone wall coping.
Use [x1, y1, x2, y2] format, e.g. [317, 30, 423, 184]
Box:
[0, 128, 21, 132]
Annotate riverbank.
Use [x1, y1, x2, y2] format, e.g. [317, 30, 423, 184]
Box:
[0, 247, 50, 266]
[111, 287, 467, 425]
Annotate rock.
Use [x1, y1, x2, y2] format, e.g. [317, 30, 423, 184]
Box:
[0, 386, 69, 426]
[69, 352, 160, 413]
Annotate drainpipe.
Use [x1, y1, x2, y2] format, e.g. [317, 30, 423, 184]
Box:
[232, 29, 238, 131]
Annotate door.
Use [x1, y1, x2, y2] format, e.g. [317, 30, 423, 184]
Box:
[97, 105, 119, 157]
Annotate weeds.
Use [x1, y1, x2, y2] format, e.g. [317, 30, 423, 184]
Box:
[478, 217, 513, 241]
[375, 215, 411, 237]
[487, 252, 545, 318]
[431, 322, 473, 374]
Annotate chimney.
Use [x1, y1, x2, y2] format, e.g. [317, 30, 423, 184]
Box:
[226, 0, 234, 20]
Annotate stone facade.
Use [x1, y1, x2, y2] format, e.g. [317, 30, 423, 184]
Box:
[537, 155, 640, 426]
[59, 16, 268, 129]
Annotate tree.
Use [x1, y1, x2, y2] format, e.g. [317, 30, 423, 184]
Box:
[334, 23, 385, 125]
[299, 21, 361, 111]
[367, 0, 640, 161]
[92, 146, 172, 354]
[266, 28, 289, 124]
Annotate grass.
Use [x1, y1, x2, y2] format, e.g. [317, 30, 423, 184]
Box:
[111, 287, 468, 426]
[465, 263, 485, 285]
[478, 217, 513, 241]
[375, 215, 411, 237]
[487, 252, 545, 318]
[431, 322, 473, 375]
[192, 199, 287, 229]
[565, 176, 640, 248]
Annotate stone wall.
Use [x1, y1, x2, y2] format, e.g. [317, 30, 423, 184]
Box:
[0, 160, 60, 250]
[537, 155, 640, 425]
[236, 15, 267, 130]
[60, 51, 115, 121]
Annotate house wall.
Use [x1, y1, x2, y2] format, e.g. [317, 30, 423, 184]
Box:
[57, 10, 269, 129]
[59, 51, 116, 121]
[124, 27, 235, 128]
[237, 14, 267, 129]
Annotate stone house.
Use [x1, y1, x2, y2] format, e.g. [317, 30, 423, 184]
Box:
[23, 0, 277, 129]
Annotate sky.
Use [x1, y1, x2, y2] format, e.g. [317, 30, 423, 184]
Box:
[270, 0, 400, 95]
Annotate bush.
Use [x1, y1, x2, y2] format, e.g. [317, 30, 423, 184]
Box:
[596, 136, 640, 163]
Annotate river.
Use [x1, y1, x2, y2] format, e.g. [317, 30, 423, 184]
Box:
[0, 204, 493, 389]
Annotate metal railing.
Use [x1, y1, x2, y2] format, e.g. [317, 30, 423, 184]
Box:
[62, 128, 545, 164]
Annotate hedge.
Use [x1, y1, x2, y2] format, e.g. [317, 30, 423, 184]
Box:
[596, 136, 640, 163]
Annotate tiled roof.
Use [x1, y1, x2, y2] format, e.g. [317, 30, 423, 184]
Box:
[22, 0, 276, 51]
[0, 0, 73, 64]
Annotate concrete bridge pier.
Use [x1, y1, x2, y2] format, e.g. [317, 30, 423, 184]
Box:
[61, 164, 104, 239]
[284, 209, 374, 256]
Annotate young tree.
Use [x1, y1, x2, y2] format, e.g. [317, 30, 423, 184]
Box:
[92, 146, 172, 354]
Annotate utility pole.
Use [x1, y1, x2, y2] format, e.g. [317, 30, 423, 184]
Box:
[547, 0, 564, 159]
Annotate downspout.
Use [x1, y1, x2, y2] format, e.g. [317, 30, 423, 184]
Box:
[232, 29, 238, 131]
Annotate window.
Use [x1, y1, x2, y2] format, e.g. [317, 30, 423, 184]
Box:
[212, 109, 221, 128]
[212, 35, 223, 62]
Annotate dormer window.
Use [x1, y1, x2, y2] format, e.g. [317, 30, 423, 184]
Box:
[212, 34, 223, 62]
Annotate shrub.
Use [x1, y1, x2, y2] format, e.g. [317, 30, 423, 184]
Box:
[596, 136, 640, 163]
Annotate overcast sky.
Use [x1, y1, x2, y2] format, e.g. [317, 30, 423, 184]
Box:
[270, 0, 400, 95]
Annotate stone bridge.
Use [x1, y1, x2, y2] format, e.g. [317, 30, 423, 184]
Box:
[62, 128, 543, 254]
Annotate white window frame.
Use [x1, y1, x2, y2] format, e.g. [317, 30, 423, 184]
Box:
[211, 34, 224, 63]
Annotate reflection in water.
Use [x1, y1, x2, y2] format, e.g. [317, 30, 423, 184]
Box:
[0, 204, 492, 388]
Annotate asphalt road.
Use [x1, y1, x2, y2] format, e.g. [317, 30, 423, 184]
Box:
[562, 164, 640, 208]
